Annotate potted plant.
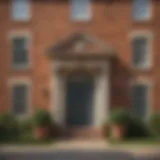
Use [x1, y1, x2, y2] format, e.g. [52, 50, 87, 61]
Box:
[109, 109, 129, 140]
[33, 108, 52, 140]
[102, 121, 111, 138]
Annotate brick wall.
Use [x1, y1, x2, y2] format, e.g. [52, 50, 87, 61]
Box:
[0, 0, 160, 114]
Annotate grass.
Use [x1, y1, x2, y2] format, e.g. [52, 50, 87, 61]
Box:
[108, 137, 160, 146]
[0, 139, 53, 146]
[0, 134, 53, 145]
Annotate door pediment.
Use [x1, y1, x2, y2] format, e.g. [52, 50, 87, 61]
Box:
[47, 32, 115, 59]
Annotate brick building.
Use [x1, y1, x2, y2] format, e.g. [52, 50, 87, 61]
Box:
[0, 0, 160, 137]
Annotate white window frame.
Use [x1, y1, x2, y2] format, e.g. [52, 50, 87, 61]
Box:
[8, 78, 32, 119]
[130, 31, 153, 70]
[132, 0, 152, 22]
[131, 79, 153, 120]
[9, 31, 32, 70]
[11, 0, 31, 22]
[71, 0, 92, 22]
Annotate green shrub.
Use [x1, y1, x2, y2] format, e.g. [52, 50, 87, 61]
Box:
[0, 113, 19, 141]
[149, 113, 160, 136]
[33, 108, 52, 127]
[19, 119, 33, 135]
[110, 109, 130, 125]
[126, 115, 151, 139]
[108, 109, 152, 139]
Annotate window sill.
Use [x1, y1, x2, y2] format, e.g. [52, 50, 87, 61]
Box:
[11, 18, 32, 24]
[70, 17, 93, 23]
[132, 18, 152, 24]
[12, 64, 31, 71]
[133, 65, 152, 71]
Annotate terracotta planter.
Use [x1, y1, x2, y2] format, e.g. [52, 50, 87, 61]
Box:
[111, 124, 126, 140]
[102, 124, 110, 138]
[34, 127, 50, 140]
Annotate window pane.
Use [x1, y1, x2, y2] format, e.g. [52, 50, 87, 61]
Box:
[12, 37, 28, 66]
[13, 85, 28, 115]
[72, 0, 91, 20]
[132, 85, 148, 119]
[132, 37, 148, 67]
[12, 0, 30, 21]
[133, 0, 150, 21]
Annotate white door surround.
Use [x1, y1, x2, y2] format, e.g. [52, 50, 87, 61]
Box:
[51, 60, 110, 128]
[47, 32, 115, 130]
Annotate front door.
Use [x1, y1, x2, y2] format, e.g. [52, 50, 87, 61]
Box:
[66, 73, 94, 127]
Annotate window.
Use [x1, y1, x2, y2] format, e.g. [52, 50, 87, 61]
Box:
[12, 36, 29, 68]
[72, 0, 91, 21]
[132, 36, 150, 68]
[12, 0, 30, 21]
[132, 84, 150, 119]
[133, 0, 151, 21]
[12, 84, 28, 116]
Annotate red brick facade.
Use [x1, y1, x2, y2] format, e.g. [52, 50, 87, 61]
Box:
[0, 0, 160, 115]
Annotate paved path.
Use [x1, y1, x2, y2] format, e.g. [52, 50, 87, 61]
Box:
[0, 140, 160, 160]
[0, 150, 160, 160]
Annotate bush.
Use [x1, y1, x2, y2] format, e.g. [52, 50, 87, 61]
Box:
[126, 115, 151, 139]
[108, 109, 152, 139]
[110, 109, 130, 125]
[149, 113, 160, 136]
[0, 113, 19, 141]
[33, 108, 52, 127]
[19, 119, 33, 135]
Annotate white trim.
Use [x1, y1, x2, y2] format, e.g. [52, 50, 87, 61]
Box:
[8, 31, 32, 70]
[8, 31, 32, 39]
[51, 70, 67, 126]
[132, 77, 154, 86]
[132, 0, 152, 22]
[10, 0, 32, 22]
[8, 78, 32, 119]
[93, 62, 109, 126]
[130, 31, 153, 70]
[129, 31, 154, 39]
[51, 60, 110, 127]
[131, 79, 153, 120]
[107, 61, 111, 119]
[70, 0, 92, 22]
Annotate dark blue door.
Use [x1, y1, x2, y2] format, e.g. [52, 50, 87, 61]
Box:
[66, 76, 94, 127]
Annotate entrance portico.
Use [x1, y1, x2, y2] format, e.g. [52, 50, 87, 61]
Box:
[48, 33, 115, 137]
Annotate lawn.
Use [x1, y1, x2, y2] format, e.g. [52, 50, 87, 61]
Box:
[109, 138, 160, 146]
[0, 134, 53, 145]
